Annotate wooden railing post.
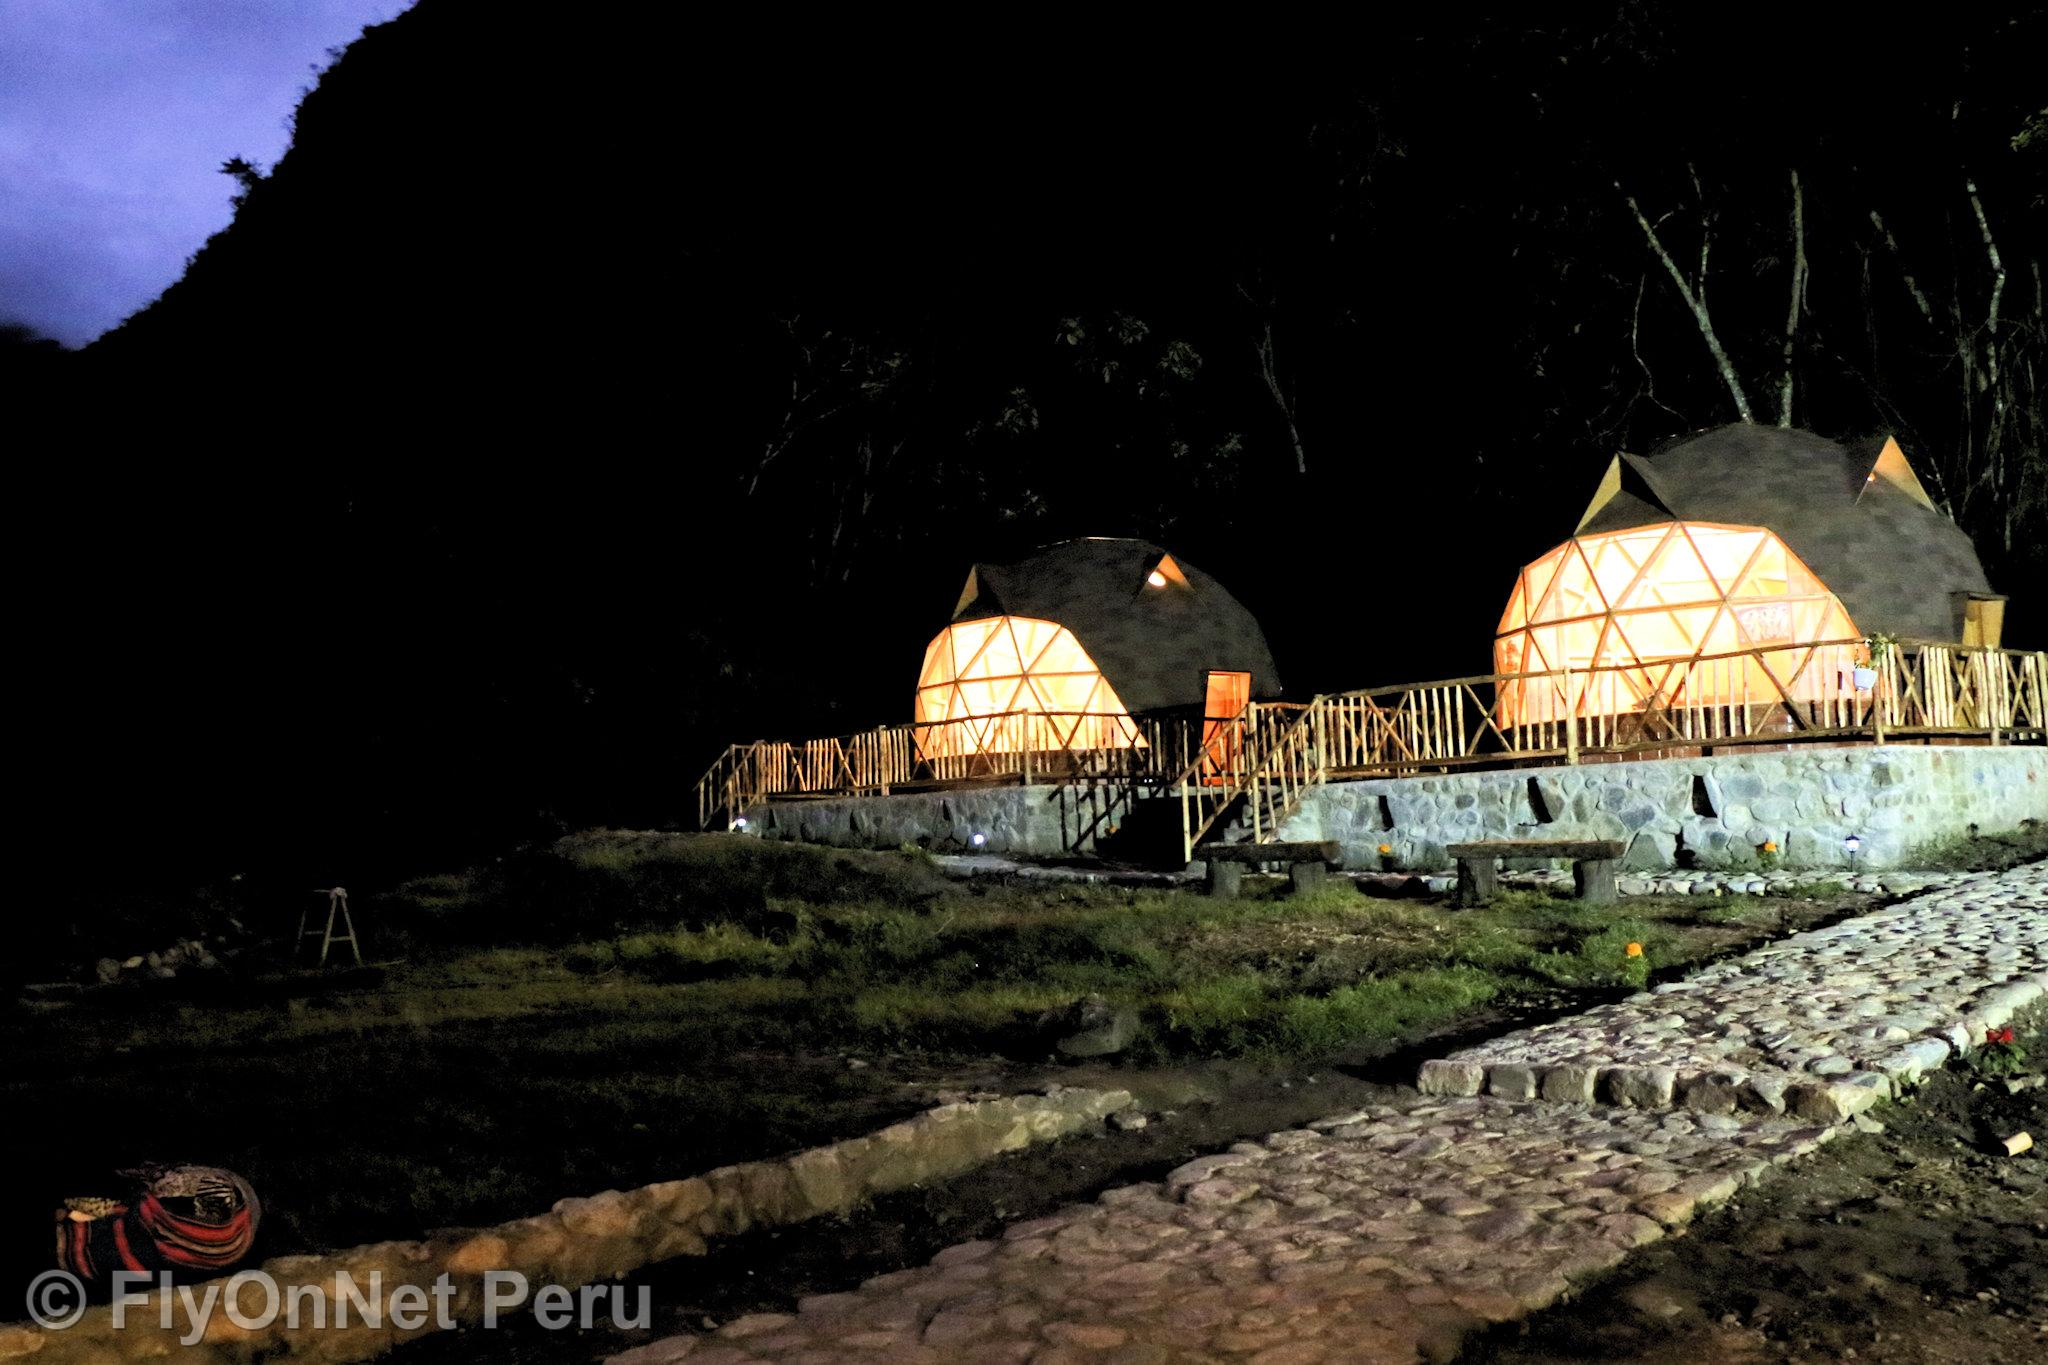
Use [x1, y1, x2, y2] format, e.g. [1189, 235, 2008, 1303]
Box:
[1314, 697, 1328, 781]
[1563, 662, 1578, 766]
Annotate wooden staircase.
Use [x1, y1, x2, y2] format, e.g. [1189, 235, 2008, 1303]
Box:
[1172, 700, 1330, 865]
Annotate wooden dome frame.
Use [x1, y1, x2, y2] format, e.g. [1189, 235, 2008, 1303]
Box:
[1495, 521, 1862, 726]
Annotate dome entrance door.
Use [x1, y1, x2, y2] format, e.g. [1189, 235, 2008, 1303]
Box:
[1201, 670, 1251, 784]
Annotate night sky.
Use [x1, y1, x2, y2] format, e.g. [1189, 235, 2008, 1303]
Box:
[5, 5, 2042, 929]
[0, 0, 408, 346]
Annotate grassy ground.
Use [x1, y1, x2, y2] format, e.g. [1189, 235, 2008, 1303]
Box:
[0, 830, 1969, 1296]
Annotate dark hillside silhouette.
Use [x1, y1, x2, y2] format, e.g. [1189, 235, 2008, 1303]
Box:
[15, 3, 2044, 904]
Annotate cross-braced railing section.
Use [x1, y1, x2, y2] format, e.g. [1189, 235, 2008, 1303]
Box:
[1881, 643, 2048, 737]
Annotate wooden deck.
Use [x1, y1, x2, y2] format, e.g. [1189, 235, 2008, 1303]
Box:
[696, 640, 2048, 850]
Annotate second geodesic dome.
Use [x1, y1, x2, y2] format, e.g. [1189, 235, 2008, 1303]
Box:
[914, 538, 1280, 755]
[1495, 425, 2000, 725]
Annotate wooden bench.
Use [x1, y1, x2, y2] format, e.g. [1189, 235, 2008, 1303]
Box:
[1196, 840, 1342, 897]
[1446, 839, 1626, 907]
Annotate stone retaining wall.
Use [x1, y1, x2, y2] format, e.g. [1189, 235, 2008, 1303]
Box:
[750, 743, 2044, 871]
[750, 784, 1082, 857]
[0, 1088, 1133, 1364]
[1284, 744, 2044, 870]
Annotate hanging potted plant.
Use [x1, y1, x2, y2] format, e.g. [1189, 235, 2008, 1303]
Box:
[1855, 633, 1897, 692]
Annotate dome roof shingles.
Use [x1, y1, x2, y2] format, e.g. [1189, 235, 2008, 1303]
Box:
[1578, 425, 1992, 641]
[949, 538, 1281, 713]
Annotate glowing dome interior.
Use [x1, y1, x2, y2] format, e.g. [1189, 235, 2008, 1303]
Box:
[1494, 521, 1861, 725]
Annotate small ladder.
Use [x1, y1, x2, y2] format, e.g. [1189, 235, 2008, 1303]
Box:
[296, 886, 364, 967]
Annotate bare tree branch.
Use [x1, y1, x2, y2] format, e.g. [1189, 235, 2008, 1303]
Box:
[1966, 178, 2006, 422]
[747, 317, 860, 498]
[1630, 274, 1684, 421]
[1236, 282, 1309, 475]
[1868, 210, 1934, 323]
[1619, 182, 1754, 422]
[1779, 168, 1807, 427]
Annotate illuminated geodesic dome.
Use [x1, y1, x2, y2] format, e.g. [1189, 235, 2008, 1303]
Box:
[1574, 425, 1998, 643]
[1493, 425, 2006, 728]
[1494, 522, 1862, 726]
[914, 538, 1280, 756]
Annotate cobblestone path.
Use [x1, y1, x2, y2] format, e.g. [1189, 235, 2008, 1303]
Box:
[1421, 863, 2045, 1122]
[613, 863, 2046, 1365]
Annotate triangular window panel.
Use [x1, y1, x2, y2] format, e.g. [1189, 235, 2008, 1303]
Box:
[1573, 618, 1613, 670]
[1542, 544, 1600, 621]
[1686, 525, 1756, 595]
[952, 568, 983, 618]
[1599, 616, 1650, 670]
[954, 624, 1008, 680]
[1015, 619, 1062, 674]
[1586, 529, 1653, 608]
[1499, 579, 1527, 634]
[1639, 528, 1716, 610]
[1494, 633, 1525, 676]
[1695, 605, 1742, 655]
[1565, 618, 1605, 668]
[918, 638, 951, 690]
[1144, 554, 1190, 590]
[1573, 455, 1626, 533]
[1737, 538, 1790, 597]
[1859, 436, 1937, 510]
[1523, 547, 1568, 624]
[1779, 541, 1835, 601]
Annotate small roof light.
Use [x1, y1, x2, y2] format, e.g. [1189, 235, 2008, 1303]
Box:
[1146, 571, 1168, 588]
[1843, 834, 1861, 851]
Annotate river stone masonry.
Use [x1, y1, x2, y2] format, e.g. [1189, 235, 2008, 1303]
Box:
[1362, 865, 1974, 899]
[752, 743, 2044, 869]
[607, 1098, 1838, 1365]
[1284, 744, 2045, 871]
[1420, 862, 2047, 1123]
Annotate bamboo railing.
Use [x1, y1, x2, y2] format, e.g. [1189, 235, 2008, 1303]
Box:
[695, 709, 1192, 832]
[694, 640, 2047, 838]
[1310, 640, 2046, 775]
